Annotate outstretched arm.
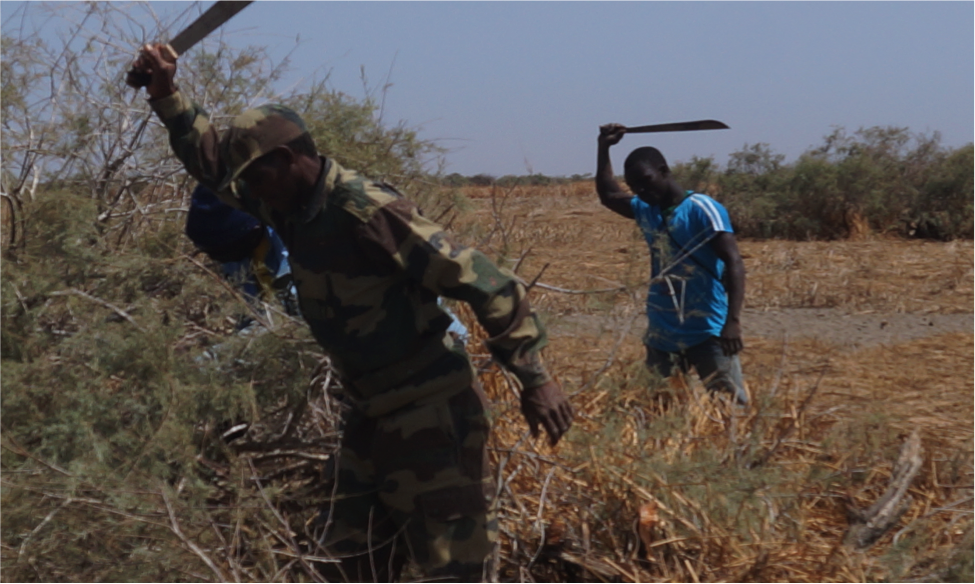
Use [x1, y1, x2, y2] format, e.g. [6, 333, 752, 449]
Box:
[356, 196, 574, 445]
[711, 231, 746, 356]
[595, 124, 635, 219]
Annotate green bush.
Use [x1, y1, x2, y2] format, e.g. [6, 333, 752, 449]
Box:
[685, 128, 973, 240]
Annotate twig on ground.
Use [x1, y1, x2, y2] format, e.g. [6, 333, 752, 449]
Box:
[528, 466, 560, 570]
[16, 498, 72, 564]
[247, 459, 326, 582]
[49, 288, 145, 332]
[1, 435, 73, 477]
[526, 262, 550, 292]
[531, 282, 628, 295]
[511, 247, 532, 275]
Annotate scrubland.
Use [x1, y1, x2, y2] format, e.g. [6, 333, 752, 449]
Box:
[2, 6, 971, 579]
[458, 182, 973, 582]
[2, 181, 971, 582]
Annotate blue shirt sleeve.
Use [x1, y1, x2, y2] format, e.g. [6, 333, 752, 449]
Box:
[686, 194, 733, 235]
[631, 195, 658, 234]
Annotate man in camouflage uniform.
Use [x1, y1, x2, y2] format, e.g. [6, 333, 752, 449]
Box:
[130, 45, 574, 582]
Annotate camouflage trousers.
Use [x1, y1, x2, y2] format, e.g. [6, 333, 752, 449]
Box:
[319, 383, 497, 582]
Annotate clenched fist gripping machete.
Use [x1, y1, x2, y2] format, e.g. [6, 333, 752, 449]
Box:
[126, 0, 253, 88]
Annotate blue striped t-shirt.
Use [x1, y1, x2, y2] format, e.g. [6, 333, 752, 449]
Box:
[631, 192, 733, 352]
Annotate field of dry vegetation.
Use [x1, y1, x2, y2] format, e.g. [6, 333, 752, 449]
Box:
[450, 182, 973, 582]
[1, 181, 971, 583]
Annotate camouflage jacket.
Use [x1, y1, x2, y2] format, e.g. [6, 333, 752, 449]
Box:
[151, 91, 552, 415]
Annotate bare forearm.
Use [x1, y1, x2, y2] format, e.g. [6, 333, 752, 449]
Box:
[724, 257, 745, 324]
[596, 142, 621, 197]
[595, 138, 634, 218]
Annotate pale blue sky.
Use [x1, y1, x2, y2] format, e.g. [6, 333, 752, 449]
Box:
[4, 1, 973, 177]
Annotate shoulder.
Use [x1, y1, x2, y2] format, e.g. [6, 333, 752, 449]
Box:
[630, 196, 659, 228]
[682, 193, 732, 232]
[330, 164, 408, 223]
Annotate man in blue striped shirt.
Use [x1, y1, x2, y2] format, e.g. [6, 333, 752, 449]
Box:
[595, 123, 748, 405]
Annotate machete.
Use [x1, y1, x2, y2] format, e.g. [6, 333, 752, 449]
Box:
[126, 1, 253, 88]
[624, 120, 730, 134]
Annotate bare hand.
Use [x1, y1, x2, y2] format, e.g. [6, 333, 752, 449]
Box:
[126, 43, 178, 99]
[719, 319, 743, 356]
[520, 380, 573, 446]
[598, 123, 627, 147]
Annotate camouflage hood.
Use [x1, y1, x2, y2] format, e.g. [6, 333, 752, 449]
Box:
[218, 104, 309, 193]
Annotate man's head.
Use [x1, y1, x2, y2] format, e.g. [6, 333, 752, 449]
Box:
[219, 105, 321, 213]
[623, 146, 672, 205]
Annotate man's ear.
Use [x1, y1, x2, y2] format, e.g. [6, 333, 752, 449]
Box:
[270, 145, 297, 168]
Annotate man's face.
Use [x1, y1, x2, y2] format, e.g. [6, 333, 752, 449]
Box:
[240, 151, 300, 214]
[625, 163, 668, 206]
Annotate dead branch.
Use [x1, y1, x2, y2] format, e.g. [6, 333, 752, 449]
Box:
[17, 498, 73, 564]
[530, 282, 628, 295]
[525, 262, 550, 291]
[844, 430, 924, 549]
[511, 246, 533, 275]
[571, 310, 639, 397]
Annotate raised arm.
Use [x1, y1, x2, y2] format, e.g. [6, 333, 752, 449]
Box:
[595, 124, 635, 219]
[710, 231, 746, 356]
[129, 44, 234, 204]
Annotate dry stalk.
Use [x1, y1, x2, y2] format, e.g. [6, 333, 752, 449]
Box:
[571, 310, 639, 397]
[161, 488, 229, 583]
[748, 364, 828, 469]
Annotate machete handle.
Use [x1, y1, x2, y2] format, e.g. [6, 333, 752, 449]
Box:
[598, 124, 628, 137]
[125, 69, 152, 88]
[125, 44, 178, 89]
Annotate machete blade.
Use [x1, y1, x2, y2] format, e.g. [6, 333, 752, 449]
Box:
[625, 120, 730, 134]
[169, 1, 253, 56]
[126, 1, 253, 88]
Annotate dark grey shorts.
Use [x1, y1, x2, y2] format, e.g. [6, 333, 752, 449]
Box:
[645, 337, 748, 404]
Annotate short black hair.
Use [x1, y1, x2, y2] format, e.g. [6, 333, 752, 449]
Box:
[624, 146, 668, 173]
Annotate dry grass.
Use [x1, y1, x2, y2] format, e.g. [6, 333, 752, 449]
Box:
[2, 182, 970, 582]
[455, 182, 975, 316]
[449, 182, 973, 582]
[466, 316, 973, 582]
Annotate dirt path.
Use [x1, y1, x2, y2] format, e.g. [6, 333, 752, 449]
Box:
[741, 308, 973, 348]
[550, 307, 974, 349]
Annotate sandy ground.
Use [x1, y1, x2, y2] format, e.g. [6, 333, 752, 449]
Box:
[742, 307, 973, 348]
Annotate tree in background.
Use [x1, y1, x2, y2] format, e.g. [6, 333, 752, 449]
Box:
[1, 2, 446, 254]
